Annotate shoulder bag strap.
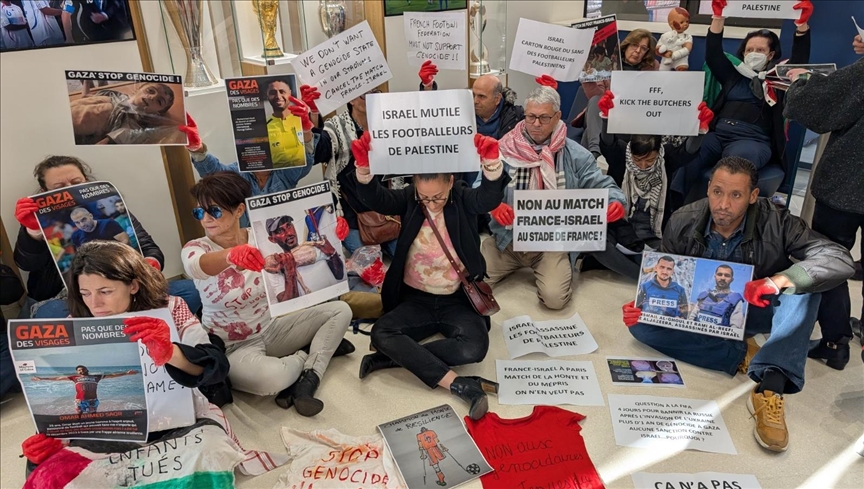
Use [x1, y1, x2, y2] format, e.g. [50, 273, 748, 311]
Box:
[421, 205, 471, 287]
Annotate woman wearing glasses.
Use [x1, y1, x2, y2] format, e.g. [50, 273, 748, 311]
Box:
[350, 131, 508, 420]
[181, 171, 352, 416]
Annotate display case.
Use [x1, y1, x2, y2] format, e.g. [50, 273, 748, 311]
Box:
[468, 0, 507, 79]
[229, 0, 308, 70]
[314, 0, 367, 41]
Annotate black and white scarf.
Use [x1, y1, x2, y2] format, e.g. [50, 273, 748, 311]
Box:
[323, 110, 359, 217]
[622, 143, 666, 239]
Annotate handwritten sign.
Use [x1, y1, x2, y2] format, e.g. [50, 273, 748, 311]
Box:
[700, 0, 798, 19]
[366, 89, 478, 175]
[632, 472, 762, 489]
[509, 18, 595, 82]
[291, 21, 392, 115]
[608, 394, 737, 455]
[609, 71, 704, 136]
[497, 360, 604, 406]
[404, 11, 466, 70]
[501, 312, 599, 359]
[513, 189, 608, 252]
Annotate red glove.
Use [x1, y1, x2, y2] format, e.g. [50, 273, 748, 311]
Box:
[418, 60, 438, 86]
[336, 216, 349, 241]
[490, 203, 514, 227]
[288, 96, 314, 131]
[123, 317, 173, 367]
[144, 257, 162, 271]
[792, 0, 813, 26]
[351, 131, 372, 168]
[15, 197, 39, 231]
[227, 244, 265, 272]
[598, 90, 615, 118]
[474, 133, 499, 161]
[744, 278, 780, 307]
[622, 301, 642, 327]
[711, 0, 727, 17]
[697, 101, 714, 134]
[535, 74, 558, 90]
[178, 112, 202, 151]
[22, 433, 64, 465]
[607, 201, 625, 223]
[299, 84, 321, 113]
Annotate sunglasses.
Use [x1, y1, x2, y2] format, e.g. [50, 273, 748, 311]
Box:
[192, 205, 223, 220]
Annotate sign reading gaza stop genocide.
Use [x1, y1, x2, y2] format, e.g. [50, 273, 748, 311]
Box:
[608, 71, 705, 136]
[512, 189, 609, 253]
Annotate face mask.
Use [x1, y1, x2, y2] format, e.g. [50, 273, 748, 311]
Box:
[744, 52, 768, 71]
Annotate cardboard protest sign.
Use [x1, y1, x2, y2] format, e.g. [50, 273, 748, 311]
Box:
[501, 312, 598, 359]
[379, 405, 492, 489]
[291, 21, 392, 116]
[608, 394, 737, 455]
[606, 357, 685, 387]
[571, 15, 622, 83]
[366, 89, 479, 175]
[225, 75, 308, 172]
[247, 182, 349, 318]
[512, 189, 608, 252]
[700, 0, 799, 19]
[9, 317, 148, 441]
[31, 181, 142, 286]
[855, 17, 864, 41]
[404, 11, 466, 70]
[635, 251, 753, 341]
[509, 18, 595, 82]
[497, 360, 604, 407]
[632, 472, 762, 489]
[608, 71, 704, 136]
[65, 70, 187, 146]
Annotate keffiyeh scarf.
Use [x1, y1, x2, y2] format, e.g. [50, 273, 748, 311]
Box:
[323, 110, 359, 217]
[622, 143, 667, 239]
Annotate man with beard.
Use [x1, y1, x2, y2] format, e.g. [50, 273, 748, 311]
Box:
[265, 78, 306, 168]
[691, 264, 745, 328]
[32, 365, 138, 414]
[635, 255, 689, 318]
[69, 206, 129, 248]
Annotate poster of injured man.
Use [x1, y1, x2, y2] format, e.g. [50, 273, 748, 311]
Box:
[246, 181, 349, 317]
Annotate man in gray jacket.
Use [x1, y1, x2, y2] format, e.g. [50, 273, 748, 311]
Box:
[622, 156, 854, 453]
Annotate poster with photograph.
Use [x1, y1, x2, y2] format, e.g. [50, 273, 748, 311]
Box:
[606, 357, 685, 387]
[378, 404, 492, 489]
[225, 75, 309, 173]
[247, 182, 349, 318]
[774, 63, 837, 79]
[0, 0, 134, 53]
[635, 252, 753, 340]
[31, 181, 142, 285]
[571, 14, 621, 83]
[384, 0, 467, 17]
[65, 70, 187, 146]
[8, 317, 148, 442]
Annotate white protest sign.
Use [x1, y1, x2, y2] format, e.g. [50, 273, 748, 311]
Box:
[854, 17, 864, 41]
[609, 71, 705, 136]
[509, 18, 595, 82]
[702, 1, 799, 20]
[404, 11, 466, 70]
[497, 360, 604, 406]
[513, 189, 608, 252]
[501, 312, 599, 359]
[291, 21, 392, 115]
[366, 89, 478, 175]
[608, 394, 737, 455]
[632, 472, 762, 489]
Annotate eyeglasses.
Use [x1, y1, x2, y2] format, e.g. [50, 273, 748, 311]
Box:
[525, 114, 555, 125]
[415, 193, 449, 205]
[192, 205, 223, 220]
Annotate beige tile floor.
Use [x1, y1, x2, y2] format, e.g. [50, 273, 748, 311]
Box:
[2, 266, 862, 489]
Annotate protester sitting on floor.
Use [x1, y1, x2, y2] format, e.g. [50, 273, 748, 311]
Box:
[622, 156, 854, 453]
[481, 86, 627, 308]
[181, 171, 353, 416]
[19, 241, 284, 487]
[351, 131, 507, 420]
[0, 261, 25, 398]
[13, 155, 200, 319]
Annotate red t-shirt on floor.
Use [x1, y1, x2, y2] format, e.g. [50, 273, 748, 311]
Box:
[465, 406, 605, 489]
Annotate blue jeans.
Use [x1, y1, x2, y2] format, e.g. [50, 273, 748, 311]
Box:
[628, 293, 820, 394]
[32, 280, 201, 318]
[343, 228, 397, 258]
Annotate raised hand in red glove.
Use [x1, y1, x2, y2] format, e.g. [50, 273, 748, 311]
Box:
[607, 201, 625, 223]
[418, 60, 438, 86]
[474, 133, 499, 161]
[22, 433, 64, 465]
[711, 0, 727, 17]
[300, 84, 321, 113]
[178, 112, 203, 151]
[490, 203, 514, 227]
[622, 301, 642, 327]
[535, 74, 558, 90]
[227, 244, 265, 272]
[336, 216, 349, 241]
[123, 317, 173, 367]
[743, 278, 780, 307]
[792, 0, 813, 26]
[15, 197, 39, 231]
[144, 257, 162, 271]
[351, 131, 372, 168]
[598, 90, 615, 118]
[288, 96, 314, 131]
[697, 101, 714, 134]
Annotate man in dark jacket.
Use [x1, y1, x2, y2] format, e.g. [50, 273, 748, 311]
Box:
[622, 156, 853, 453]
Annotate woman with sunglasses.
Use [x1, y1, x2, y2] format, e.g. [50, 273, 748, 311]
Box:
[181, 171, 352, 416]
[350, 131, 508, 420]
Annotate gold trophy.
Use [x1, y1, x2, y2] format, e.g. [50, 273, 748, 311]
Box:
[252, 0, 285, 58]
[469, 0, 490, 77]
[162, 0, 218, 87]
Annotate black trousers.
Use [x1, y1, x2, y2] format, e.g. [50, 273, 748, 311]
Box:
[371, 286, 489, 388]
[812, 200, 864, 340]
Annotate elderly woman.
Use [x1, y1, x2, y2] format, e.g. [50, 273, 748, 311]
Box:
[351, 132, 508, 420]
[181, 171, 352, 416]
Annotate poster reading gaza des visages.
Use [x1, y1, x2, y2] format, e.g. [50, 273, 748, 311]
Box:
[512, 189, 608, 253]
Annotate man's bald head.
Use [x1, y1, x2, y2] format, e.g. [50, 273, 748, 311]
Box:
[472, 74, 503, 120]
